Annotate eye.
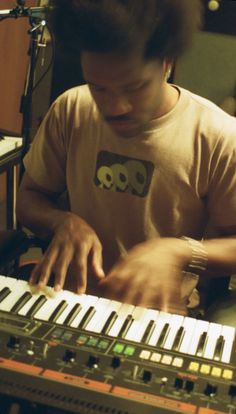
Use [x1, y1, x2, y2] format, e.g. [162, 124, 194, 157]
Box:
[125, 82, 147, 93]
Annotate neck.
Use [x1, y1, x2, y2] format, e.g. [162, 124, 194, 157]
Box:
[155, 83, 179, 119]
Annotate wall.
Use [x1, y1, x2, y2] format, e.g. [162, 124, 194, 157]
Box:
[0, 0, 37, 203]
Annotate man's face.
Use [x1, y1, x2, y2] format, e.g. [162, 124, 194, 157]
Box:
[81, 51, 169, 138]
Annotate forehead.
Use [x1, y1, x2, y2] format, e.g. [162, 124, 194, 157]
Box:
[81, 51, 162, 86]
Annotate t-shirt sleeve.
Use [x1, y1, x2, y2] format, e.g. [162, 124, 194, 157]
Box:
[207, 118, 236, 229]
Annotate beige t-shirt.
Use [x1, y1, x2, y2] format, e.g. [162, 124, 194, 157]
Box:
[24, 85, 236, 308]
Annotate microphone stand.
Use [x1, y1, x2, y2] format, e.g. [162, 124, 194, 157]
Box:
[0, 1, 49, 232]
[0, 1, 48, 172]
[20, 17, 47, 161]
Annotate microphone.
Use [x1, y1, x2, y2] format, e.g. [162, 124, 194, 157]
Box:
[0, 6, 50, 19]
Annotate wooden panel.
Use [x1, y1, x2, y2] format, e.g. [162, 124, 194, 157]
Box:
[0, 0, 37, 134]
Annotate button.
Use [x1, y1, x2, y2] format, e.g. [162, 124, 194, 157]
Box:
[87, 337, 99, 347]
[142, 370, 152, 383]
[63, 349, 76, 363]
[188, 362, 199, 372]
[223, 369, 233, 380]
[204, 383, 217, 396]
[150, 352, 162, 362]
[7, 335, 20, 349]
[139, 350, 151, 360]
[200, 364, 211, 375]
[211, 367, 222, 378]
[174, 377, 184, 390]
[161, 355, 172, 365]
[124, 345, 135, 357]
[113, 343, 125, 354]
[172, 357, 183, 368]
[111, 356, 121, 369]
[97, 340, 110, 350]
[229, 384, 236, 397]
[87, 355, 99, 368]
[76, 334, 88, 345]
[185, 380, 194, 393]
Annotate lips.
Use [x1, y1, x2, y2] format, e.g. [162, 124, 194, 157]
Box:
[108, 119, 136, 130]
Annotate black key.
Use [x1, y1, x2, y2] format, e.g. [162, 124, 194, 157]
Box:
[214, 335, 225, 361]
[0, 287, 11, 303]
[141, 320, 156, 344]
[49, 300, 68, 323]
[156, 323, 170, 348]
[172, 326, 185, 351]
[196, 331, 208, 357]
[118, 314, 134, 338]
[11, 292, 32, 314]
[64, 303, 82, 325]
[26, 294, 47, 318]
[78, 306, 96, 329]
[101, 310, 118, 335]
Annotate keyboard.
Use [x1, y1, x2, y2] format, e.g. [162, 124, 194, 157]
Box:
[0, 274, 235, 414]
[0, 274, 234, 364]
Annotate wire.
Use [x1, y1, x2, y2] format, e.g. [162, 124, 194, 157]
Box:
[32, 23, 55, 92]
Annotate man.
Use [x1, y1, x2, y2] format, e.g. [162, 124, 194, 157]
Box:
[16, 0, 236, 320]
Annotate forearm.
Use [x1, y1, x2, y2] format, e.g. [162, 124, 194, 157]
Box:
[16, 189, 73, 239]
[153, 236, 236, 279]
[202, 237, 236, 276]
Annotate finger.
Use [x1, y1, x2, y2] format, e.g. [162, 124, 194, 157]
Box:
[90, 244, 105, 279]
[52, 252, 72, 291]
[29, 248, 57, 287]
[99, 272, 130, 301]
[29, 240, 66, 287]
[73, 251, 88, 294]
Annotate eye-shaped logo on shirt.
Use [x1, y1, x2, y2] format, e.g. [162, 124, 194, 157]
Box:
[94, 151, 154, 197]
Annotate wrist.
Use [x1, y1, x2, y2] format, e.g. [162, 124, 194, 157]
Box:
[180, 236, 208, 275]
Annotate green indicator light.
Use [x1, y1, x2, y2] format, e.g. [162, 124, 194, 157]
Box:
[113, 343, 125, 354]
[124, 346, 135, 356]
[97, 340, 110, 350]
[87, 337, 99, 347]
[76, 334, 88, 345]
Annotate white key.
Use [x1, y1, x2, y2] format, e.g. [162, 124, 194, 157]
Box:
[179, 317, 198, 354]
[221, 325, 235, 364]
[147, 311, 172, 347]
[85, 299, 122, 334]
[108, 303, 135, 337]
[0, 275, 19, 290]
[187, 319, 209, 356]
[203, 322, 222, 359]
[18, 290, 46, 316]
[0, 280, 30, 312]
[55, 291, 82, 325]
[163, 314, 184, 350]
[33, 290, 71, 321]
[125, 308, 159, 343]
[69, 294, 99, 328]
[124, 307, 148, 342]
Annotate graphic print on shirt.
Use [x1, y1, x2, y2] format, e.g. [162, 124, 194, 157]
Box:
[94, 151, 154, 197]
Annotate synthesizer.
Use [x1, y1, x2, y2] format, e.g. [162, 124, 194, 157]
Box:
[0, 274, 236, 414]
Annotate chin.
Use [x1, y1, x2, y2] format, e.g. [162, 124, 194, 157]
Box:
[110, 124, 143, 139]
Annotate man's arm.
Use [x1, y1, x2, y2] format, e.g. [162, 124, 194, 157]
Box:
[16, 173, 105, 292]
[98, 233, 236, 314]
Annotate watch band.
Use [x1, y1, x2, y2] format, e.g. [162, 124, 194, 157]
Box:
[181, 236, 208, 275]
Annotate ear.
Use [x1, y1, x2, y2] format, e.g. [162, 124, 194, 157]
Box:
[163, 59, 173, 81]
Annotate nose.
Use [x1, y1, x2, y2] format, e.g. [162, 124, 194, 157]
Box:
[104, 91, 132, 117]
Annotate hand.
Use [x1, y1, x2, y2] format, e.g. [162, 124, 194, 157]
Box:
[98, 238, 191, 315]
[29, 213, 105, 293]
